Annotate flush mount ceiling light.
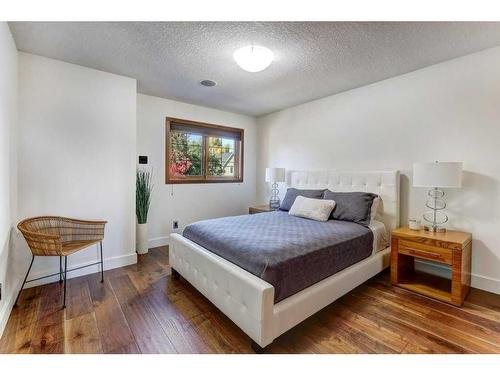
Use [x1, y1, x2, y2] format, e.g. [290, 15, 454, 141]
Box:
[233, 45, 274, 73]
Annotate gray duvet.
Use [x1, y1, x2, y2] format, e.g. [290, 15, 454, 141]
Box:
[182, 211, 373, 303]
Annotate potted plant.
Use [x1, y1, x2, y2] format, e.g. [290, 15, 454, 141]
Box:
[136, 168, 153, 254]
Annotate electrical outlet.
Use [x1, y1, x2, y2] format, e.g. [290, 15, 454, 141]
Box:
[173, 221, 179, 230]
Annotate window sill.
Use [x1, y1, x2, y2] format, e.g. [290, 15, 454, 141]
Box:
[165, 178, 244, 184]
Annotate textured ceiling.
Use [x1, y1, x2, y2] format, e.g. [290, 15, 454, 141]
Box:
[9, 22, 500, 116]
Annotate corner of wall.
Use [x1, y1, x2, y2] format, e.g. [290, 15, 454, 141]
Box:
[0, 21, 19, 340]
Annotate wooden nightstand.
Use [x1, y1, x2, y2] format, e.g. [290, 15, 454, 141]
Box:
[248, 204, 275, 214]
[391, 227, 472, 306]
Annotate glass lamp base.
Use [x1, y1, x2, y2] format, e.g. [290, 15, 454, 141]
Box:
[269, 197, 280, 210]
[423, 188, 448, 234]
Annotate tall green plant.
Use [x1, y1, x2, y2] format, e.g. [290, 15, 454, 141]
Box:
[136, 169, 153, 224]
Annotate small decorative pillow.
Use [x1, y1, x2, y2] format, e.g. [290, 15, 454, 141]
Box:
[288, 196, 336, 222]
[323, 191, 378, 226]
[279, 188, 326, 211]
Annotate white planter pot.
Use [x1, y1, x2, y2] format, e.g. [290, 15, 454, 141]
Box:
[136, 223, 149, 254]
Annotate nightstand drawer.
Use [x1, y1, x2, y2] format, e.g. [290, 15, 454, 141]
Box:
[398, 239, 452, 265]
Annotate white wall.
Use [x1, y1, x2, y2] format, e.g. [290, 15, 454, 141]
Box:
[137, 94, 257, 246]
[17, 53, 137, 286]
[257, 47, 500, 294]
[0, 23, 19, 336]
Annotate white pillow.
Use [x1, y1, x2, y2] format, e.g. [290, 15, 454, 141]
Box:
[370, 196, 381, 222]
[289, 196, 336, 222]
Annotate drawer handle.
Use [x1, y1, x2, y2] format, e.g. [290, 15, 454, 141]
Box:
[404, 248, 443, 260]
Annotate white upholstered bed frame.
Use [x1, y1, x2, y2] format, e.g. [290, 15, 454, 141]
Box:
[169, 170, 400, 349]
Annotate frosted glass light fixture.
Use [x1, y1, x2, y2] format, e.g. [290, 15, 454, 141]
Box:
[233, 45, 274, 72]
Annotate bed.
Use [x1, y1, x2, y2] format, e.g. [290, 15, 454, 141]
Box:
[169, 170, 400, 351]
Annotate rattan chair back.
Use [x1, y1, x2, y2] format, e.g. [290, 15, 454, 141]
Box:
[17, 216, 106, 256]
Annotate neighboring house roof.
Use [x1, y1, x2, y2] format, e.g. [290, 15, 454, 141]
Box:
[221, 152, 234, 168]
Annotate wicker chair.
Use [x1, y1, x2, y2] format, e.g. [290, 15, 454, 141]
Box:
[16, 216, 107, 309]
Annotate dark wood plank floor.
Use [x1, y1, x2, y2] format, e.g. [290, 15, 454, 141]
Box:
[2, 246, 500, 354]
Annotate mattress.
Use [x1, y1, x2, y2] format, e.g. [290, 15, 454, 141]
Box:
[182, 210, 375, 302]
[369, 219, 389, 254]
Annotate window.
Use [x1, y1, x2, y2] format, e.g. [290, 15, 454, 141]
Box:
[166, 117, 244, 183]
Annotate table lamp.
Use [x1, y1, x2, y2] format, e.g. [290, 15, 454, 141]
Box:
[413, 161, 462, 232]
[265, 167, 285, 209]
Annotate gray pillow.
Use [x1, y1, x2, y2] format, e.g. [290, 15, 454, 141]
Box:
[323, 191, 378, 226]
[279, 188, 326, 211]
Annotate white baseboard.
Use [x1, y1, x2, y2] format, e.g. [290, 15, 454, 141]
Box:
[415, 260, 500, 295]
[25, 252, 138, 289]
[148, 236, 169, 248]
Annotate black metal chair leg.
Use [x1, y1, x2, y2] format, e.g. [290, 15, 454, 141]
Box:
[99, 241, 104, 283]
[59, 256, 63, 283]
[62, 256, 68, 309]
[14, 255, 35, 308]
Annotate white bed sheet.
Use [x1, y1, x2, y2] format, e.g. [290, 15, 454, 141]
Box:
[369, 219, 389, 254]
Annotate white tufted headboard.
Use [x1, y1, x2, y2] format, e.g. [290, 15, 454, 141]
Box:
[290, 170, 400, 232]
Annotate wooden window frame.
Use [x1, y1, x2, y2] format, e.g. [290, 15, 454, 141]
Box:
[165, 117, 244, 184]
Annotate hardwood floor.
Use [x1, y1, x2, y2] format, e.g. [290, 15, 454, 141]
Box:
[1, 246, 500, 354]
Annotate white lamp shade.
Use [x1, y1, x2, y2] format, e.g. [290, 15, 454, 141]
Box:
[265, 168, 285, 183]
[413, 162, 462, 188]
